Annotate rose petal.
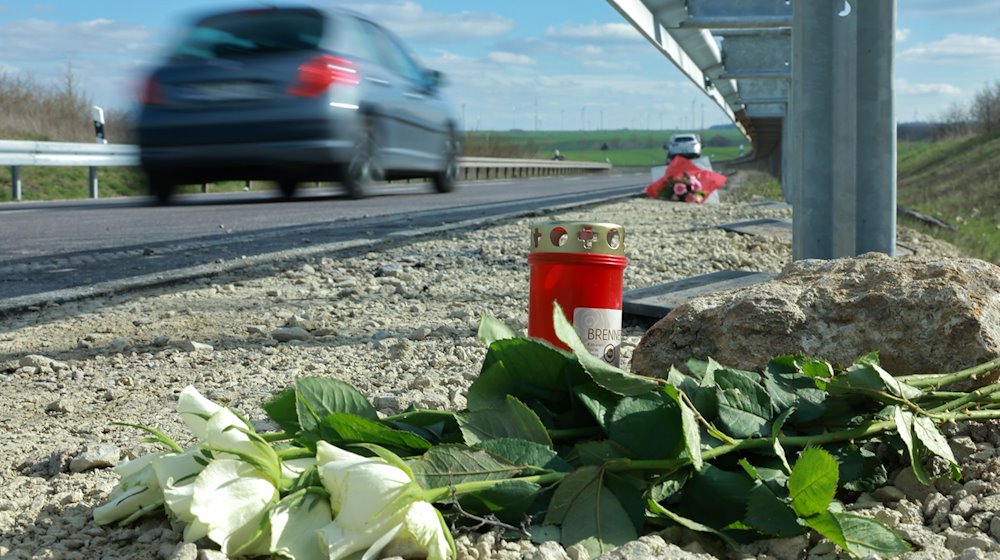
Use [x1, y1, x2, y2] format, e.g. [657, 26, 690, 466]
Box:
[177, 386, 223, 440]
[270, 492, 333, 560]
[189, 459, 277, 556]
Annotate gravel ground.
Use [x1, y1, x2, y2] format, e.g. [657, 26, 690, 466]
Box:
[1, 185, 991, 560]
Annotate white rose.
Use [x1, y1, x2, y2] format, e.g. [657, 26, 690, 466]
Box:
[315, 441, 454, 559]
[188, 458, 278, 556]
[93, 452, 164, 525]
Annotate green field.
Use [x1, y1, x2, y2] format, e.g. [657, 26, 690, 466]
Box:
[461, 127, 747, 166]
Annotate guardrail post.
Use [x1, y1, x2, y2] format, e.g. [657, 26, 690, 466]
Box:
[11, 165, 22, 201]
[88, 167, 99, 199]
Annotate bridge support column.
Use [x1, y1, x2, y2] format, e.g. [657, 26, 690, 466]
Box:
[790, 0, 896, 260]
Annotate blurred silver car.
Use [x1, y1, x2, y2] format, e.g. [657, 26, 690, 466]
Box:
[666, 133, 701, 160]
[137, 5, 459, 203]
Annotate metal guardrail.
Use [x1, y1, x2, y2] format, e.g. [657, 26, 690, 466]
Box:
[0, 140, 612, 201]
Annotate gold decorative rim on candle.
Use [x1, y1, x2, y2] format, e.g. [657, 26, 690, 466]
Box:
[529, 221, 625, 256]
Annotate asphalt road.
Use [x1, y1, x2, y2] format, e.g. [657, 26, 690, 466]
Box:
[0, 173, 646, 312]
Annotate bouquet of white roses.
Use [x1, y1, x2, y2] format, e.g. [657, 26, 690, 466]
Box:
[95, 306, 1000, 559]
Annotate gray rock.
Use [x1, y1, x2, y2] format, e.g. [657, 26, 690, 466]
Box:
[109, 338, 130, 352]
[743, 535, 811, 560]
[271, 327, 312, 342]
[979, 494, 1000, 512]
[197, 550, 228, 560]
[595, 536, 717, 560]
[944, 530, 996, 553]
[951, 437, 979, 462]
[409, 326, 433, 341]
[166, 542, 197, 560]
[925, 493, 953, 520]
[373, 395, 401, 411]
[530, 541, 571, 560]
[873, 485, 907, 503]
[178, 340, 213, 353]
[895, 467, 937, 502]
[954, 495, 980, 518]
[632, 255, 1000, 377]
[69, 443, 120, 472]
[45, 399, 74, 414]
[565, 543, 590, 560]
[152, 336, 171, 347]
[20, 354, 53, 368]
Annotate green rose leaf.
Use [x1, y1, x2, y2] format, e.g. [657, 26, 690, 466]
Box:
[317, 412, 431, 455]
[551, 303, 659, 396]
[802, 510, 848, 552]
[893, 406, 930, 485]
[607, 392, 683, 460]
[715, 369, 773, 438]
[382, 409, 463, 445]
[647, 499, 738, 549]
[913, 416, 962, 480]
[458, 479, 543, 524]
[671, 464, 755, 530]
[573, 440, 628, 466]
[458, 396, 552, 446]
[830, 444, 887, 493]
[475, 438, 573, 472]
[663, 385, 703, 470]
[293, 377, 378, 435]
[477, 314, 517, 345]
[545, 466, 637, 556]
[573, 382, 621, 430]
[745, 482, 803, 538]
[469, 338, 577, 411]
[762, 358, 828, 424]
[409, 444, 523, 488]
[262, 387, 299, 434]
[834, 511, 911, 557]
[789, 447, 839, 519]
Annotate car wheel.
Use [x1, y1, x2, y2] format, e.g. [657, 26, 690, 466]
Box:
[432, 129, 459, 194]
[342, 117, 378, 199]
[148, 175, 174, 205]
[278, 179, 298, 199]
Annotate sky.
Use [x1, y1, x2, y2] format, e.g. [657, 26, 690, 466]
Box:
[0, 0, 998, 133]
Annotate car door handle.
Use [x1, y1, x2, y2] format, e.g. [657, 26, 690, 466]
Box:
[366, 77, 391, 86]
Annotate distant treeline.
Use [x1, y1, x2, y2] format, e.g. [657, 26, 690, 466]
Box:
[0, 69, 132, 143]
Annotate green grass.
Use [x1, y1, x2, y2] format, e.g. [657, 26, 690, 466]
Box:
[725, 172, 784, 203]
[896, 132, 1000, 263]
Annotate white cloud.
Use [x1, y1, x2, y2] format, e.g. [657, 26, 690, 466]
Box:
[583, 59, 640, 70]
[545, 22, 643, 42]
[575, 45, 605, 57]
[895, 78, 961, 96]
[336, 1, 514, 42]
[0, 18, 152, 61]
[896, 28, 911, 43]
[488, 51, 536, 66]
[899, 34, 1000, 63]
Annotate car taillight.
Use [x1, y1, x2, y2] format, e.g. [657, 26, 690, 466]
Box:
[140, 75, 164, 105]
[288, 55, 360, 97]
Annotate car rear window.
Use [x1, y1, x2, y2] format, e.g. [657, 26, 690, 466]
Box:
[172, 9, 325, 60]
[673, 136, 696, 142]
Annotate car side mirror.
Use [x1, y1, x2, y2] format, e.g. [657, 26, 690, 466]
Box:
[423, 69, 447, 91]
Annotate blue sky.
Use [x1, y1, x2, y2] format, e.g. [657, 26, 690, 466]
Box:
[1, 0, 998, 132]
